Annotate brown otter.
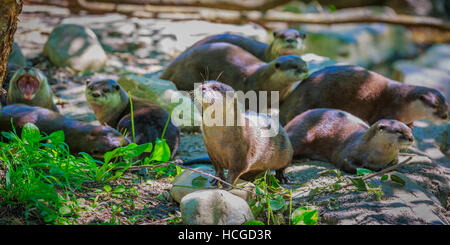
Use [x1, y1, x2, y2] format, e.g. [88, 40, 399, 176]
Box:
[0, 104, 127, 158]
[284, 108, 414, 173]
[161, 42, 308, 104]
[5, 67, 58, 112]
[279, 65, 449, 127]
[85, 78, 180, 158]
[189, 29, 306, 62]
[193, 81, 293, 185]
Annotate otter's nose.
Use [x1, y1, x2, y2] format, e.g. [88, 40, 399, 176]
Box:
[401, 134, 414, 142]
[92, 92, 101, 98]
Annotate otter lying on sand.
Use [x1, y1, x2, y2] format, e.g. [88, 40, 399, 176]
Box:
[279, 65, 448, 127]
[284, 108, 414, 173]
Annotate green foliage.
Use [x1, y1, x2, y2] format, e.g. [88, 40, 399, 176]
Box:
[0, 120, 174, 224]
[291, 206, 318, 225]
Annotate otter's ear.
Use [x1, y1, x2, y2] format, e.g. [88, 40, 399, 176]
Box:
[113, 84, 121, 91]
[275, 62, 281, 69]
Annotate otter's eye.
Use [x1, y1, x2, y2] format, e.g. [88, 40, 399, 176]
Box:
[378, 125, 386, 131]
[114, 85, 120, 91]
[275, 63, 281, 69]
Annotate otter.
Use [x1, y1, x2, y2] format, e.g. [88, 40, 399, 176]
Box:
[161, 42, 308, 105]
[5, 67, 58, 112]
[189, 29, 306, 62]
[279, 65, 449, 127]
[193, 81, 293, 185]
[85, 78, 180, 158]
[284, 108, 414, 173]
[0, 104, 127, 158]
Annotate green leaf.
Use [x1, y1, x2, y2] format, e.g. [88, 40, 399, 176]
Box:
[390, 174, 406, 186]
[48, 130, 65, 144]
[350, 177, 368, 191]
[113, 186, 126, 193]
[380, 174, 389, 181]
[269, 196, 286, 211]
[104, 185, 112, 193]
[21, 123, 41, 144]
[267, 174, 281, 188]
[356, 168, 372, 176]
[292, 206, 318, 225]
[191, 176, 208, 188]
[150, 138, 171, 162]
[243, 220, 265, 225]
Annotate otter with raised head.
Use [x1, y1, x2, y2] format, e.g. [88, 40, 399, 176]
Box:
[194, 81, 293, 185]
[85, 78, 180, 158]
[160, 42, 308, 103]
[189, 29, 306, 62]
[284, 109, 414, 173]
[279, 65, 449, 127]
[5, 67, 58, 112]
[0, 104, 127, 158]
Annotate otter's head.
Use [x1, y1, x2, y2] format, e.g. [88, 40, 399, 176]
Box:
[411, 88, 448, 122]
[268, 29, 306, 60]
[9, 67, 48, 101]
[82, 125, 130, 159]
[370, 119, 414, 150]
[267, 55, 308, 87]
[194, 81, 235, 110]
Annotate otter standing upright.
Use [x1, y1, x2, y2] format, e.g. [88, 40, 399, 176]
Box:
[284, 109, 414, 173]
[194, 81, 293, 185]
[279, 65, 448, 127]
[189, 29, 306, 62]
[85, 78, 180, 158]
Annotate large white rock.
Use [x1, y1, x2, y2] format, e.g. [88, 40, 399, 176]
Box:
[180, 189, 254, 225]
[43, 24, 107, 72]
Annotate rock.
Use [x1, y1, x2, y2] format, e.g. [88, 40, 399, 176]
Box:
[43, 24, 107, 72]
[300, 53, 338, 75]
[393, 44, 450, 100]
[170, 165, 216, 203]
[300, 23, 416, 67]
[180, 189, 254, 225]
[117, 74, 202, 131]
[8, 42, 27, 67]
[170, 163, 256, 203]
